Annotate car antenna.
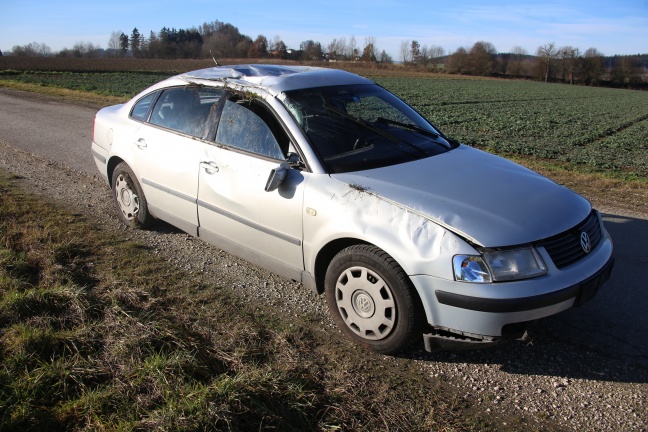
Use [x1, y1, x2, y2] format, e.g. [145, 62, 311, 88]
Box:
[210, 50, 220, 66]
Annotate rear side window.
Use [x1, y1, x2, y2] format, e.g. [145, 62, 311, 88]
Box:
[148, 87, 224, 138]
[130, 92, 157, 121]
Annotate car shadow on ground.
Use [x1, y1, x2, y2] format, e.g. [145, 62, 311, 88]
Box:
[410, 212, 648, 384]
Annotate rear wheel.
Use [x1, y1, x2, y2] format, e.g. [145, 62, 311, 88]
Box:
[325, 244, 424, 354]
[111, 162, 153, 228]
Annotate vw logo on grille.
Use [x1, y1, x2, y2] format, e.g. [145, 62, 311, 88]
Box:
[580, 232, 591, 253]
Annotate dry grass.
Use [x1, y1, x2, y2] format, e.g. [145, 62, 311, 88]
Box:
[0, 170, 495, 431]
[0, 79, 128, 106]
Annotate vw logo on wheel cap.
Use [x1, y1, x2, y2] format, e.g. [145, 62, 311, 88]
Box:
[580, 232, 591, 253]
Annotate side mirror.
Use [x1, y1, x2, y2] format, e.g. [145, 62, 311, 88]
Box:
[265, 165, 288, 192]
[287, 152, 305, 169]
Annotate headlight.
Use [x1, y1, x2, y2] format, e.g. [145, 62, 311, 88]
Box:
[453, 256, 492, 283]
[453, 247, 547, 283]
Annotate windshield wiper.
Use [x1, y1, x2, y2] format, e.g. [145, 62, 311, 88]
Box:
[376, 117, 440, 139]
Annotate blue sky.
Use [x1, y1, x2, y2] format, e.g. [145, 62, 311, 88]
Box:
[1, 0, 646, 57]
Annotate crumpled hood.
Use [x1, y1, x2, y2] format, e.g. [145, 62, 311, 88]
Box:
[331, 145, 591, 247]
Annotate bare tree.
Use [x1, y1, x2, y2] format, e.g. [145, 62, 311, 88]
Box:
[379, 50, 393, 64]
[428, 45, 445, 64]
[361, 36, 378, 62]
[581, 47, 605, 85]
[329, 37, 347, 60]
[557, 46, 580, 84]
[536, 42, 557, 82]
[11, 42, 52, 56]
[419, 45, 430, 65]
[107, 31, 122, 56]
[348, 36, 357, 60]
[466, 41, 497, 75]
[300, 40, 323, 60]
[611, 55, 643, 87]
[274, 40, 288, 59]
[327, 38, 339, 61]
[400, 40, 411, 64]
[507, 46, 529, 77]
[70, 41, 100, 57]
[446, 47, 468, 74]
[270, 35, 287, 59]
[247, 35, 268, 58]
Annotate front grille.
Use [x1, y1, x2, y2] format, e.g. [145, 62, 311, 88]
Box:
[540, 211, 602, 269]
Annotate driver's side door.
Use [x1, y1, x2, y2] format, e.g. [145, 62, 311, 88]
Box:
[197, 97, 306, 280]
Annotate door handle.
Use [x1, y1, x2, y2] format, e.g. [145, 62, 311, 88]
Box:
[135, 138, 147, 149]
[200, 161, 219, 174]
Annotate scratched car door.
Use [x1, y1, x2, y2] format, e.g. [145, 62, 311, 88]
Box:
[197, 97, 305, 279]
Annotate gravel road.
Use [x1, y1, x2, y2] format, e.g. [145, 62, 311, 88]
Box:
[0, 89, 646, 431]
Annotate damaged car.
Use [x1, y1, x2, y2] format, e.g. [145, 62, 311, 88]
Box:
[91, 64, 614, 354]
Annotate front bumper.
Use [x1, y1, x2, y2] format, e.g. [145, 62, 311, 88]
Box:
[411, 228, 613, 348]
[435, 256, 614, 313]
[421, 256, 614, 351]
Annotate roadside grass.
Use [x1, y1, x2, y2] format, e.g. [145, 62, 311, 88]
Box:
[0, 79, 128, 107]
[0, 170, 494, 431]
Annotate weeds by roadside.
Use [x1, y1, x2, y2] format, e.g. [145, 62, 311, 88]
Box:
[0, 170, 492, 431]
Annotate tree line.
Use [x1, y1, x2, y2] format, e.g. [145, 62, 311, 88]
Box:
[5, 18, 646, 88]
[100, 21, 392, 63]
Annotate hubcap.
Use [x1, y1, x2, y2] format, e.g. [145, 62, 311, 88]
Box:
[335, 266, 396, 341]
[351, 291, 375, 318]
[115, 174, 139, 220]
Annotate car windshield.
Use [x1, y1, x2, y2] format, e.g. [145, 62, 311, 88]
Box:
[282, 84, 456, 173]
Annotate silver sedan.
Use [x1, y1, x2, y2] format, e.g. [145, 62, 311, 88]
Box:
[92, 65, 614, 354]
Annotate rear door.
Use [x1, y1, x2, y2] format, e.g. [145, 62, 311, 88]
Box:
[131, 86, 224, 234]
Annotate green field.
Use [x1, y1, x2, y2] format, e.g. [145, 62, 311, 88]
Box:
[377, 78, 648, 179]
[2, 69, 647, 179]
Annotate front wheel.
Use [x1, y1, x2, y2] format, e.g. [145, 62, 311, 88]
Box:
[325, 244, 424, 354]
[111, 162, 154, 228]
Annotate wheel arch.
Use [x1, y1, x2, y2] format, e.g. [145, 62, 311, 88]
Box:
[106, 156, 126, 190]
[313, 238, 370, 295]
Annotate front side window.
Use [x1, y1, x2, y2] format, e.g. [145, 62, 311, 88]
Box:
[149, 87, 223, 138]
[215, 99, 285, 160]
[282, 84, 456, 173]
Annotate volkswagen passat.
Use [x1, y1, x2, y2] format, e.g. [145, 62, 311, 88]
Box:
[91, 65, 614, 354]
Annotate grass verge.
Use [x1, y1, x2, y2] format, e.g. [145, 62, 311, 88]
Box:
[0, 169, 495, 431]
[0, 79, 128, 107]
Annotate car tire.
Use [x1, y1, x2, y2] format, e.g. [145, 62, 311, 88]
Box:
[111, 162, 154, 229]
[325, 244, 424, 355]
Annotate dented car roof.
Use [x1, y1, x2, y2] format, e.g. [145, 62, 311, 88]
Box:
[180, 64, 373, 95]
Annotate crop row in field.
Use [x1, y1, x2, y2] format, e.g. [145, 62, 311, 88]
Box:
[376, 78, 648, 178]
